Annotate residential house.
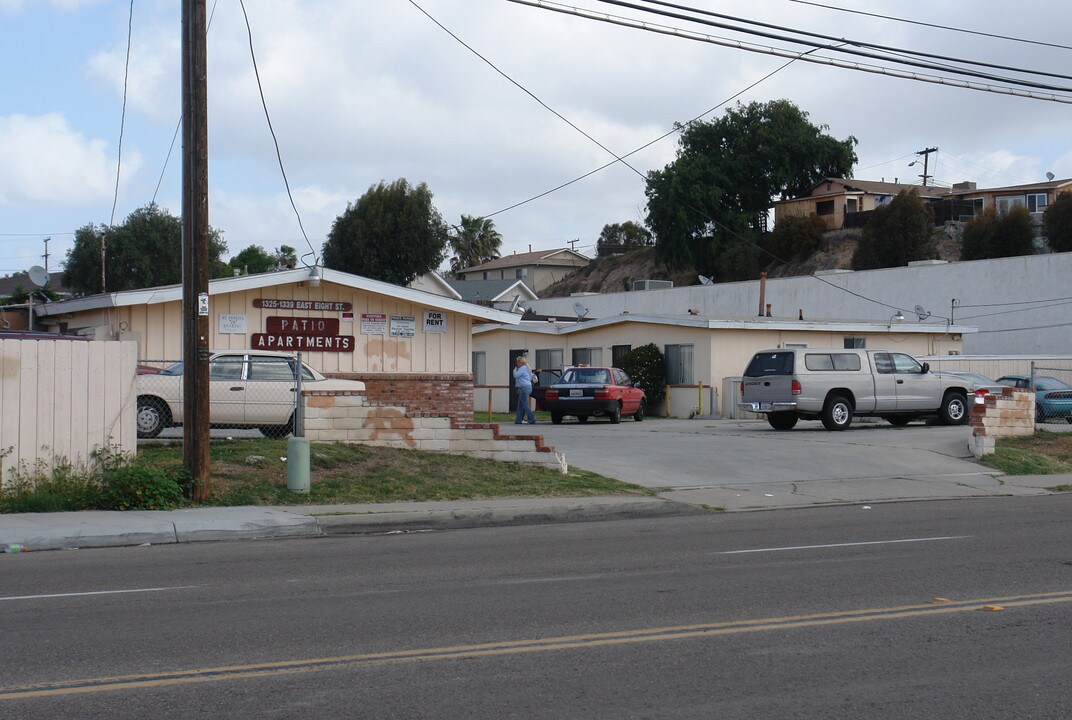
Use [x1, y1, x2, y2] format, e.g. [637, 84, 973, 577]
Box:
[454, 248, 589, 293]
[773, 178, 946, 230]
[447, 278, 537, 312]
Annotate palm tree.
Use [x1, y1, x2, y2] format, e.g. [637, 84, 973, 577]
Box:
[449, 215, 502, 276]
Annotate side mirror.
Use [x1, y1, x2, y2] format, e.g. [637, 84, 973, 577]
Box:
[921, 362, 930, 374]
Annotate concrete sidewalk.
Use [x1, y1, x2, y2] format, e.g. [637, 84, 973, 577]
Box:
[1, 474, 1068, 553]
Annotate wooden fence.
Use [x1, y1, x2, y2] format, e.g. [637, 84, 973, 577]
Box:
[1, 340, 138, 484]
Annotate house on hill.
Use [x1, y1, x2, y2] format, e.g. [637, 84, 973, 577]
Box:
[454, 248, 589, 293]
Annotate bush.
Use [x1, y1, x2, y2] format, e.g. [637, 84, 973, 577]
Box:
[961, 206, 1035, 260]
[853, 190, 935, 269]
[0, 458, 102, 513]
[619, 344, 666, 408]
[1043, 191, 1072, 253]
[99, 464, 186, 511]
[767, 213, 827, 262]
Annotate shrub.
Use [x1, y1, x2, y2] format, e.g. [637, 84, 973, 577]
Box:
[99, 464, 186, 511]
[1043, 191, 1072, 253]
[0, 458, 102, 513]
[767, 213, 827, 262]
[853, 190, 935, 269]
[961, 205, 1035, 260]
[619, 344, 666, 408]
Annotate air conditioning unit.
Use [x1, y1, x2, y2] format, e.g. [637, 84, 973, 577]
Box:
[632, 279, 673, 291]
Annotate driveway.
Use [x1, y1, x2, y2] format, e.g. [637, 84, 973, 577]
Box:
[533, 417, 1022, 510]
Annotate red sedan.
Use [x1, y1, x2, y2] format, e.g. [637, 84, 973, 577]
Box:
[543, 366, 647, 424]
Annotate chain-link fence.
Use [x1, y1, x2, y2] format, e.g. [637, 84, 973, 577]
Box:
[1031, 362, 1072, 426]
[136, 353, 305, 441]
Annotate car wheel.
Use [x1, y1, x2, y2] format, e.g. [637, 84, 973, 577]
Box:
[259, 414, 294, 439]
[767, 412, 798, 430]
[551, 412, 563, 425]
[938, 391, 968, 425]
[886, 416, 912, 426]
[577, 414, 590, 424]
[608, 404, 622, 424]
[821, 394, 853, 431]
[136, 397, 169, 439]
[633, 401, 646, 422]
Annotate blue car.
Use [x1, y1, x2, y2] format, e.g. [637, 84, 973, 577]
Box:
[996, 375, 1072, 424]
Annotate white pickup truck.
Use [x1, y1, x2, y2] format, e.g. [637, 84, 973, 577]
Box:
[738, 348, 971, 431]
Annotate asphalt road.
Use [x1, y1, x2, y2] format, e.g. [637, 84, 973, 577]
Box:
[3, 495, 1071, 718]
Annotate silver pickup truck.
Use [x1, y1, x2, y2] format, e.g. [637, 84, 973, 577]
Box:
[738, 348, 971, 431]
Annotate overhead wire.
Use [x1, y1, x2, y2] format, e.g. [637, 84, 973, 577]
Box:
[110, 0, 135, 226]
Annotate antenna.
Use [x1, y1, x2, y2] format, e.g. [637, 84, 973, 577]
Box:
[509, 295, 522, 313]
[572, 301, 589, 321]
[27, 265, 49, 288]
[698, 275, 713, 286]
[914, 304, 932, 321]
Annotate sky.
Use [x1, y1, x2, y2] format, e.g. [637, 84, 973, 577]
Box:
[1, 0, 1070, 280]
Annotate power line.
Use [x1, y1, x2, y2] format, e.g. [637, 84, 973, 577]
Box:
[110, 0, 135, 226]
[237, 0, 317, 263]
[507, 0, 1072, 104]
[787, 0, 1072, 53]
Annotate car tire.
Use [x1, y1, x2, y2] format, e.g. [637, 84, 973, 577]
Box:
[821, 394, 853, 431]
[767, 412, 798, 430]
[136, 397, 169, 439]
[886, 416, 912, 426]
[577, 414, 590, 424]
[938, 391, 969, 425]
[608, 404, 622, 424]
[259, 413, 294, 439]
[551, 412, 563, 425]
[633, 401, 646, 422]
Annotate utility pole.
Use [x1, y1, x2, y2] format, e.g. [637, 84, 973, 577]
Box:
[914, 147, 938, 187]
[182, 0, 211, 500]
[42, 237, 50, 273]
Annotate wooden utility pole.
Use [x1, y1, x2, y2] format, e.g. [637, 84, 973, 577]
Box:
[915, 147, 938, 187]
[182, 0, 211, 499]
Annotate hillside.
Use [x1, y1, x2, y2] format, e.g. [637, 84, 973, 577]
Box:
[541, 227, 962, 296]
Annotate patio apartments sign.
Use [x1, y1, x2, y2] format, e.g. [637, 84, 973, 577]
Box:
[251, 298, 355, 352]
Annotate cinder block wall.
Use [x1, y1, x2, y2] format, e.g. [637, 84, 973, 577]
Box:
[326, 373, 473, 423]
[968, 388, 1034, 458]
[303, 390, 565, 472]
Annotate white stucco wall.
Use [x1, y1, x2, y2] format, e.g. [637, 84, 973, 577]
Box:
[532, 252, 1072, 355]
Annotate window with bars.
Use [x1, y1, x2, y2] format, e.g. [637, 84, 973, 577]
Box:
[611, 344, 632, 366]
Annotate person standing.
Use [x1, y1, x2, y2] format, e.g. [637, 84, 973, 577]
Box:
[513, 355, 536, 424]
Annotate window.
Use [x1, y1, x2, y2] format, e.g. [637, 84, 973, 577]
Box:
[515, 268, 524, 279]
[209, 355, 244, 380]
[844, 337, 866, 348]
[744, 351, 794, 377]
[611, 344, 632, 366]
[249, 355, 310, 381]
[874, 352, 894, 374]
[891, 353, 923, 374]
[816, 199, 835, 216]
[1027, 193, 1048, 213]
[846, 198, 858, 213]
[804, 353, 862, 371]
[664, 344, 694, 384]
[996, 195, 1026, 215]
[472, 351, 486, 386]
[572, 347, 603, 366]
[535, 348, 564, 371]
[482, 271, 490, 280]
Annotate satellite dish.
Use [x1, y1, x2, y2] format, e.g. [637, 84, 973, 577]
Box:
[914, 304, 931, 321]
[1046, 171, 1056, 181]
[572, 301, 589, 320]
[509, 295, 522, 313]
[27, 265, 49, 287]
[698, 275, 713, 286]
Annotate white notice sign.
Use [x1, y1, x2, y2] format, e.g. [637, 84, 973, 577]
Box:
[390, 315, 416, 337]
[218, 314, 247, 334]
[423, 311, 447, 334]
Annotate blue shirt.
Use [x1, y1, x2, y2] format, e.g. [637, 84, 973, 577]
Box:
[513, 364, 533, 389]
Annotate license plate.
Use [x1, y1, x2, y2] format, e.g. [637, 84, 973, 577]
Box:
[760, 402, 772, 411]
[570, 389, 583, 397]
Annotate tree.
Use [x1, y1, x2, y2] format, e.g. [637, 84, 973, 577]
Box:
[1043, 191, 1072, 253]
[645, 99, 857, 278]
[323, 179, 448, 285]
[596, 221, 653, 258]
[960, 206, 1035, 260]
[766, 213, 827, 263]
[228, 244, 299, 275]
[448, 215, 502, 276]
[64, 204, 228, 296]
[852, 190, 936, 270]
[618, 343, 666, 409]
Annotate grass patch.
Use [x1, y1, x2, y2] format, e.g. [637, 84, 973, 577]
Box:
[135, 439, 653, 507]
[978, 430, 1072, 476]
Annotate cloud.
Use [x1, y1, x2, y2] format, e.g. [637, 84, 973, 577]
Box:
[0, 113, 121, 206]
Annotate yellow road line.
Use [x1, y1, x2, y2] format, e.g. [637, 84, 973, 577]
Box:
[4, 590, 1071, 701]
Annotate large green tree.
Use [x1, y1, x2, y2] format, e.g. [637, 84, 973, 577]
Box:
[960, 206, 1035, 260]
[596, 221, 653, 258]
[323, 179, 448, 285]
[228, 244, 298, 275]
[64, 204, 228, 296]
[448, 215, 502, 276]
[645, 99, 857, 278]
[1043, 191, 1072, 253]
[852, 190, 936, 270]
